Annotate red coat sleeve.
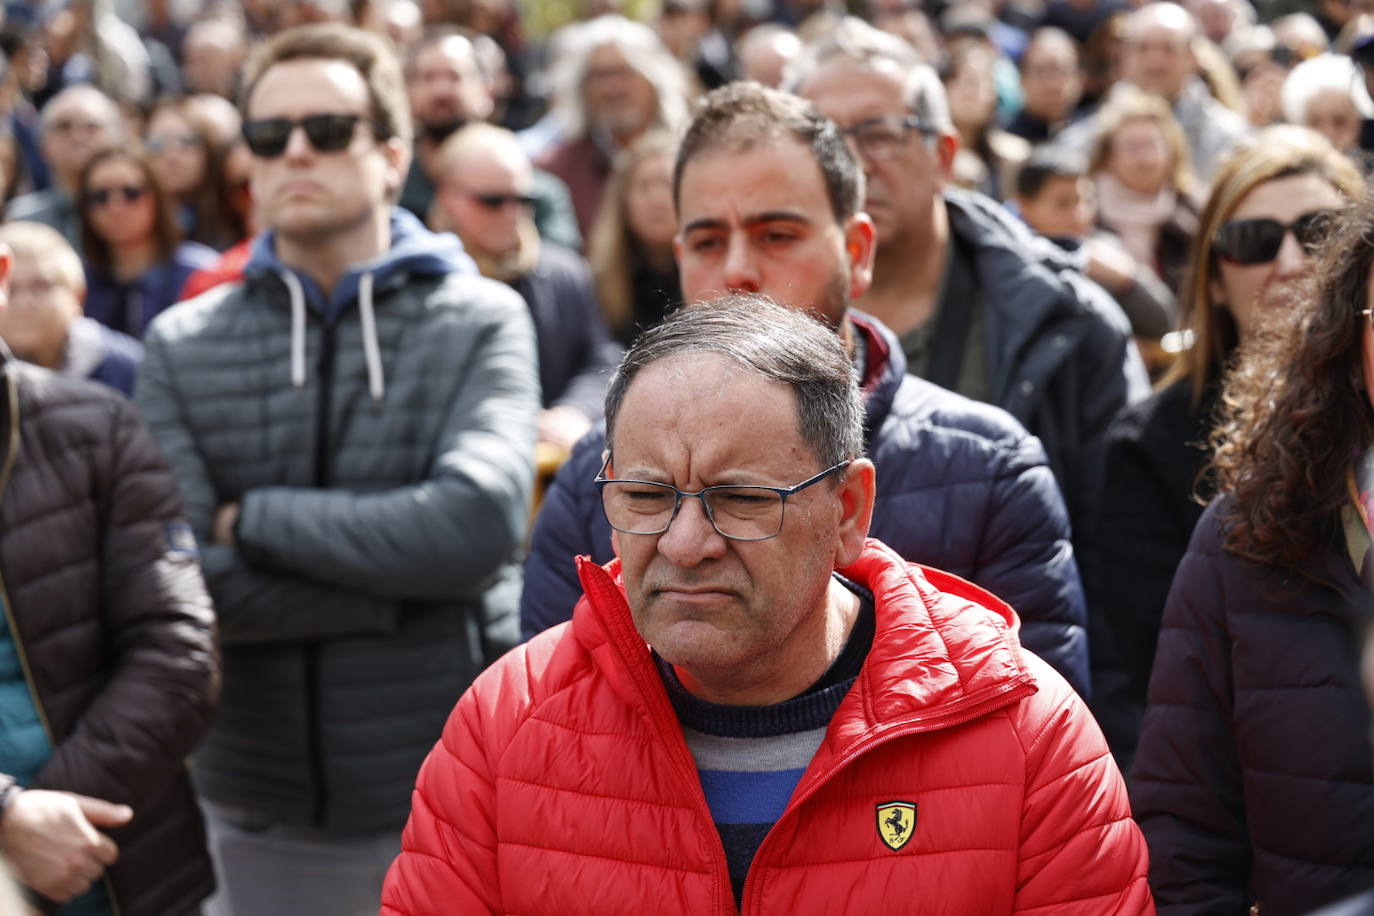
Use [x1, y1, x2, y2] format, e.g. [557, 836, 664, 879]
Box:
[1012, 656, 1155, 914]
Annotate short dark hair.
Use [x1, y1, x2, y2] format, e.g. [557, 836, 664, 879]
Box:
[240, 23, 412, 146]
[1015, 147, 1088, 199]
[604, 294, 865, 470]
[673, 81, 862, 224]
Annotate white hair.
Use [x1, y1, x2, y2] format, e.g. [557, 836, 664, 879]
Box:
[547, 14, 690, 140]
[1282, 53, 1374, 125]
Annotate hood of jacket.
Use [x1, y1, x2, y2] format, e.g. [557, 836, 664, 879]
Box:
[568, 539, 1036, 747]
[242, 207, 478, 403]
[244, 206, 477, 322]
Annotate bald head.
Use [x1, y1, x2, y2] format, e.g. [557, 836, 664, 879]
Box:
[1122, 2, 1198, 101]
[40, 86, 123, 191]
[435, 124, 533, 261]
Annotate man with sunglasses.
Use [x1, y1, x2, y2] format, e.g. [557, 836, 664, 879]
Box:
[435, 122, 622, 452]
[522, 82, 1093, 700]
[383, 296, 1151, 914]
[136, 23, 540, 916]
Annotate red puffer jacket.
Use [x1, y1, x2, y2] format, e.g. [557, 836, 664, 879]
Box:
[383, 541, 1152, 915]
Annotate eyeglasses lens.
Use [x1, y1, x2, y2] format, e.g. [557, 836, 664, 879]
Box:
[1216, 210, 1335, 264]
[242, 115, 363, 158]
[86, 185, 146, 207]
[600, 482, 785, 540]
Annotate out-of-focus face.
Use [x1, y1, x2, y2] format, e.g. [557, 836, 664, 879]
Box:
[1214, 171, 1348, 342]
[737, 30, 803, 88]
[674, 138, 874, 329]
[1303, 88, 1362, 153]
[83, 156, 157, 251]
[1021, 34, 1082, 123]
[0, 252, 82, 370]
[182, 24, 245, 98]
[1104, 117, 1172, 195]
[437, 146, 531, 261]
[41, 89, 119, 190]
[944, 51, 999, 137]
[797, 58, 950, 252]
[246, 59, 406, 246]
[1121, 20, 1193, 100]
[1019, 174, 1095, 240]
[408, 37, 493, 133]
[625, 152, 676, 250]
[146, 108, 208, 198]
[609, 352, 857, 689]
[582, 43, 658, 142]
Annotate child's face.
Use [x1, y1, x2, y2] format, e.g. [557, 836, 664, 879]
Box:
[1019, 175, 1095, 241]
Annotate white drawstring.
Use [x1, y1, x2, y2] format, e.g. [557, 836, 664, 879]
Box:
[281, 269, 307, 390]
[358, 271, 385, 403]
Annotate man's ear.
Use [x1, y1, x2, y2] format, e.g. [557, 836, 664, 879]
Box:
[934, 131, 960, 186]
[844, 214, 876, 302]
[834, 458, 876, 568]
[384, 137, 411, 197]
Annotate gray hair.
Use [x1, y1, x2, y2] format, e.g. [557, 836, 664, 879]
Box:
[784, 16, 952, 134]
[1282, 53, 1374, 124]
[547, 15, 690, 140]
[604, 295, 865, 470]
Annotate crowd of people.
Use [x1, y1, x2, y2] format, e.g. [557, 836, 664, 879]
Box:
[0, 0, 1373, 912]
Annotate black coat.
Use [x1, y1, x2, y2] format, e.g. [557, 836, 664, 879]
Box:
[1131, 498, 1374, 915]
[1087, 377, 1217, 764]
[512, 243, 623, 419]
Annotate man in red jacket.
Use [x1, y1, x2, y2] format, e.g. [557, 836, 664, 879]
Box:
[382, 295, 1152, 915]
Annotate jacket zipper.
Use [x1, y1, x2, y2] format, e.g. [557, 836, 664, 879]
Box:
[0, 375, 124, 916]
[737, 678, 1038, 916]
[307, 320, 337, 827]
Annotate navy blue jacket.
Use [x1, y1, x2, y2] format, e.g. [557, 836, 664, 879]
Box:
[520, 312, 1091, 696]
[1132, 498, 1374, 915]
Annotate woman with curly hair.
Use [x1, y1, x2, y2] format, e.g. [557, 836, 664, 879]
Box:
[1088, 126, 1364, 762]
[1131, 187, 1374, 914]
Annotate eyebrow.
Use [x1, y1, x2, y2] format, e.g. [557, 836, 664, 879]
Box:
[680, 210, 815, 235]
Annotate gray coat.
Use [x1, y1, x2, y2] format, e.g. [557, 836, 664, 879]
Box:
[137, 219, 540, 832]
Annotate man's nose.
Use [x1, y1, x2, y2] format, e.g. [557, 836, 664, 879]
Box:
[283, 124, 316, 161]
[656, 495, 727, 567]
[722, 236, 760, 292]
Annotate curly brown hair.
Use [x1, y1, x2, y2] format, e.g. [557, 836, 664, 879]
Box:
[1211, 188, 1374, 568]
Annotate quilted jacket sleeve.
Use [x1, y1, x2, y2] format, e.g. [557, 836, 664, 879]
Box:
[972, 430, 1090, 697]
[233, 294, 539, 601]
[1012, 655, 1153, 914]
[381, 650, 531, 915]
[33, 395, 220, 810]
[137, 325, 401, 646]
[1130, 506, 1250, 914]
[520, 427, 615, 640]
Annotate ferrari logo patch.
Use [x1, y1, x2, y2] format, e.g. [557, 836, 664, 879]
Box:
[876, 801, 917, 851]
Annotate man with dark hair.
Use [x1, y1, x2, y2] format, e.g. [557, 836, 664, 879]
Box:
[788, 17, 1149, 560]
[1007, 27, 1084, 142]
[137, 23, 540, 916]
[522, 81, 1093, 697]
[382, 295, 1151, 914]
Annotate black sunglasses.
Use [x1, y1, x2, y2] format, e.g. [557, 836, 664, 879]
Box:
[85, 184, 147, 208]
[241, 114, 379, 158]
[468, 191, 538, 210]
[1213, 210, 1336, 265]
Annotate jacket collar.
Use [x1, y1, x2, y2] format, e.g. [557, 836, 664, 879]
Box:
[846, 311, 904, 453]
[569, 540, 1038, 743]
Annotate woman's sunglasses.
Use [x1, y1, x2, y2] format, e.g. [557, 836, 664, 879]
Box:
[241, 114, 378, 159]
[85, 185, 147, 208]
[1213, 209, 1335, 265]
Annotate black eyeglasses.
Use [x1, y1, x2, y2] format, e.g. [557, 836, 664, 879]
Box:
[839, 115, 939, 162]
[241, 114, 380, 158]
[595, 458, 851, 541]
[85, 185, 147, 208]
[467, 191, 538, 210]
[1213, 210, 1336, 265]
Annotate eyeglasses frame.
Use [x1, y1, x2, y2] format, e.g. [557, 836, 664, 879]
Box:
[594, 457, 853, 542]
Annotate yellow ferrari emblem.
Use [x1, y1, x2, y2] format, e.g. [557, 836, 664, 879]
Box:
[876, 801, 917, 851]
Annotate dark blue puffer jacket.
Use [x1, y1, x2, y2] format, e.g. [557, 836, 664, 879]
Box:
[520, 312, 1090, 696]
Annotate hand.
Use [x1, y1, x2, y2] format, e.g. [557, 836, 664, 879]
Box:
[1082, 237, 1141, 294]
[213, 502, 240, 546]
[0, 790, 131, 903]
[537, 406, 593, 454]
